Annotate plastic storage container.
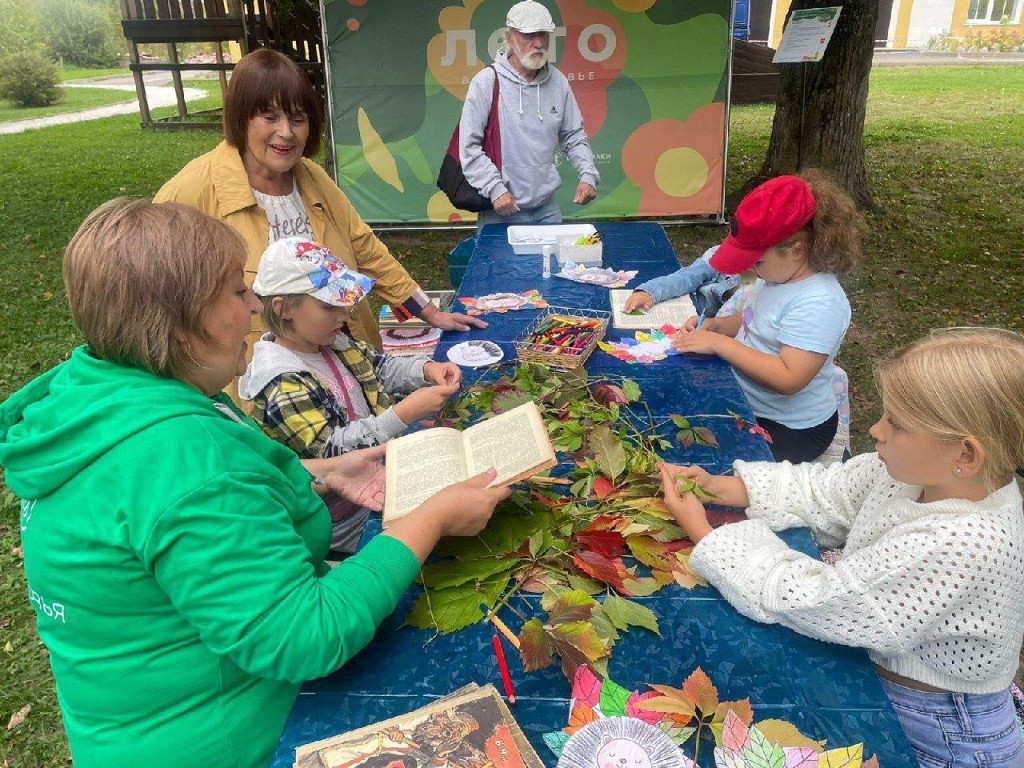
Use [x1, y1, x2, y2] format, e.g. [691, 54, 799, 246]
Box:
[507, 224, 597, 255]
[555, 235, 602, 265]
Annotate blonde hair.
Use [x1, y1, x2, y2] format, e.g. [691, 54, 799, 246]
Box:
[781, 169, 867, 274]
[876, 328, 1024, 491]
[260, 294, 308, 337]
[63, 198, 246, 381]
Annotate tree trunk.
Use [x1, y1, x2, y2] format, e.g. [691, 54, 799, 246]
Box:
[745, 0, 879, 209]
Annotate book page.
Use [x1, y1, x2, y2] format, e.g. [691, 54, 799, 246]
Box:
[611, 289, 697, 329]
[384, 428, 467, 524]
[463, 401, 556, 484]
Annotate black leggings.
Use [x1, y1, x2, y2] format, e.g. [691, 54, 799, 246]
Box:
[757, 410, 838, 464]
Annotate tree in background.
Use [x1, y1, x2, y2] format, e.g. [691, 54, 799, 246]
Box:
[0, 47, 62, 106]
[37, 0, 122, 68]
[750, 0, 879, 209]
[0, 0, 40, 59]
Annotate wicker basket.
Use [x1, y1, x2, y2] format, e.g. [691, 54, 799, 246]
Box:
[514, 307, 610, 370]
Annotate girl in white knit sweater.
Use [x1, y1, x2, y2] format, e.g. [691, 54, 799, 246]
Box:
[659, 328, 1024, 768]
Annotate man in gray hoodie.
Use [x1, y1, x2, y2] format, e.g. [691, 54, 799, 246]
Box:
[459, 0, 600, 227]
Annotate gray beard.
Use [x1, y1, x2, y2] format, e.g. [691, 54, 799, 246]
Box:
[511, 43, 547, 71]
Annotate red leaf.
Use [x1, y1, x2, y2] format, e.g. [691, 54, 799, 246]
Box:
[519, 618, 555, 672]
[576, 529, 627, 558]
[593, 477, 618, 499]
[573, 550, 632, 594]
[571, 664, 603, 708]
[626, 690, 663, 724]
[592, 383, 629, 406]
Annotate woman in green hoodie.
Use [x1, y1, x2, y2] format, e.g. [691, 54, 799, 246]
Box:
[0, 199, 509, 768]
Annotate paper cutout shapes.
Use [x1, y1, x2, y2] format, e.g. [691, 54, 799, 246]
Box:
[447, 340, 504, 368]
[558, 717, 689, 768]
[556, 263, 638, 290]
[458, 290, 549, 316]
[381, 327, 443, 356]
[546, 666, 872, 768]
[599, 325, 681, 364]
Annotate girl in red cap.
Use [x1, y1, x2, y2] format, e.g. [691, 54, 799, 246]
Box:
[672, 170, 866, 464]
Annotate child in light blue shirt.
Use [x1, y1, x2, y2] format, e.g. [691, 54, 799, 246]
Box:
[672, 171, 866, 463]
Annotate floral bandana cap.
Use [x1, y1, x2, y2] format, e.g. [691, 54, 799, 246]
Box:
[253, 238, 376, 307]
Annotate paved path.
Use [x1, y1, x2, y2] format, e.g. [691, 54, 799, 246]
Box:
[873, 49, 1024, 66]
[0, 72, 208, 135]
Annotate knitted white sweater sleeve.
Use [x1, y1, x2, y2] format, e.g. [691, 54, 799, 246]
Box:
[733, 453, 883, 548]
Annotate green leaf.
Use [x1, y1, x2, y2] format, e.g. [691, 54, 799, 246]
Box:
[675, 477, 717, 500]
[600, 594, 661, 636]
[589, 609, 621, 644]
[418, 557, 518, 590]
[590, 425, 627, 480]
[599, 676, 632, 717]
[549, 620, 610, 677]
[693, 426, 720, 449]
[621, 378, 641, 402]
[520, 618, 556, 672]
[543, 731, 570, 757]
[659, 722, 697, 746]
[567, 574, 604, 595]
[545, 589, 599, 623]
[670, 414, 691, 429]
[404, 576, 508, 633]
[743, 726, 786, 768]
[528, 530, 547, 558]
[619, 576, 666, 597]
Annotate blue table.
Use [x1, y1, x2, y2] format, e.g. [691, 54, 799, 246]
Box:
[274, 223, 911, 767]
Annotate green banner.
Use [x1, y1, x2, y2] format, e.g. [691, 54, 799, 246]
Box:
[324, 0, 731, 224]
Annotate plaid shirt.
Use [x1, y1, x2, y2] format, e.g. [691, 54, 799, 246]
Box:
[252, 335, 393, 459]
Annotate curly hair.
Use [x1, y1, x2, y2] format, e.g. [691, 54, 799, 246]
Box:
[783, 169, 867, 274]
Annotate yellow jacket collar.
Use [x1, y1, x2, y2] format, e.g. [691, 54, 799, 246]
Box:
[209, 140, 326, 218]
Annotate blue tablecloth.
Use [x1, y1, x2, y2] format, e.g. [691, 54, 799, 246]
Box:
[273, 223, 912, 767]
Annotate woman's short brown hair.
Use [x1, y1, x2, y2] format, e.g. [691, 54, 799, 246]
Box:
[63, 199, 246, 381]
[223, 48, 322, 158]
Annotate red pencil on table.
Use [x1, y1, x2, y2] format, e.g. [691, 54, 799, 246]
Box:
[491, 633, 517, 705]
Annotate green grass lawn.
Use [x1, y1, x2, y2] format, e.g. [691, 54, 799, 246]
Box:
[1, 65, 1023, 765]
[60, 66, 131, 81]
[0, 87, 137, 124]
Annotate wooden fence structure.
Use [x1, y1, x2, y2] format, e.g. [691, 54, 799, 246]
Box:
[119, 0, 324, 129]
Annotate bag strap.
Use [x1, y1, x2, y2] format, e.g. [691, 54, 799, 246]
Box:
[319, 346, 359, 422]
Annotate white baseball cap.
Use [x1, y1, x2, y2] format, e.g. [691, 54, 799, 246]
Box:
[506, 0, 555, 33]
[253, 238, 375, 307]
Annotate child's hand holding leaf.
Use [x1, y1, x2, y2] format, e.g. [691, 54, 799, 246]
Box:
[658, 463, 712, 542]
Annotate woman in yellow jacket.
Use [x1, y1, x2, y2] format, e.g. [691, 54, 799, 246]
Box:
[155, 48, 485, 360]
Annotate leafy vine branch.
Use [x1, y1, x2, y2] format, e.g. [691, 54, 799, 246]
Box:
[404, 363, 765, 680]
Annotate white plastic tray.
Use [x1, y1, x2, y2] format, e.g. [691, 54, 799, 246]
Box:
[507, 224, 597, 255]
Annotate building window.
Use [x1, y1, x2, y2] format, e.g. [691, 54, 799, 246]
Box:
[968, 0, 1022, 22]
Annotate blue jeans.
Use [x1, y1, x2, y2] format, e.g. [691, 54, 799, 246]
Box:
[880, 678, 1024, 768]
[476, 197, 562, 228]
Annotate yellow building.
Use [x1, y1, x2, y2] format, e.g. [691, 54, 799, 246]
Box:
[889, 0, 1023, 49]
[753, 0, 1021, 50]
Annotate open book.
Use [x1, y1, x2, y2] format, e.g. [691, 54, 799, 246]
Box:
[294, 684, 544, 768]
[383, 401, 556, 524]
[610, 289, 697, 330]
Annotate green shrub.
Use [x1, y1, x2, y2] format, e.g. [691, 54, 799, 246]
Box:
[37, 0, 122, 68]
[0, 49, 63, 107]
